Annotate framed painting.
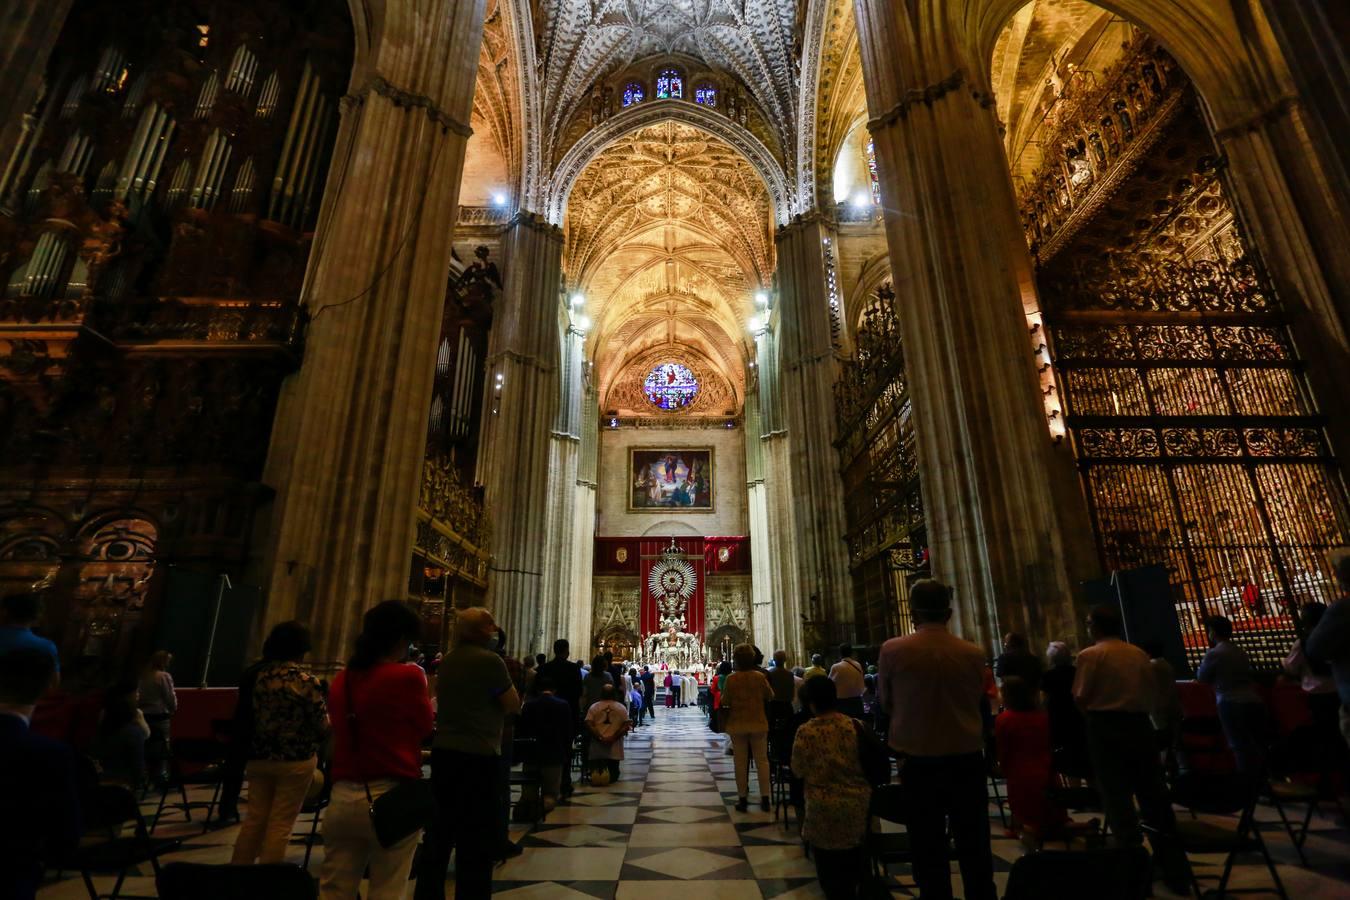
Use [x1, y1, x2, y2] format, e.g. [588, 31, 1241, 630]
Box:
[629, 447, 714, 511]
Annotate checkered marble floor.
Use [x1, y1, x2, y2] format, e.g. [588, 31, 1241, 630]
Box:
[39, 707, 1350, 898]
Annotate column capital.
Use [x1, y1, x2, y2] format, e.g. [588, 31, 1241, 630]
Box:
[866, 69, 995, 132]
[505, 209, 565, 240]
[342, 73, 474, 137]
[775, 210, 830, 240]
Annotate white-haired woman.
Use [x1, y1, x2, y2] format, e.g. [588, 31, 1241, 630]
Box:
[1042, 641, 1089, 781]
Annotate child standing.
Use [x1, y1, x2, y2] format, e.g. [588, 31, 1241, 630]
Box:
[585, 684, 631, 784]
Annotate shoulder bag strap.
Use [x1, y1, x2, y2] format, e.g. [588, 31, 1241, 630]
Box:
[344, 672, 376, 807]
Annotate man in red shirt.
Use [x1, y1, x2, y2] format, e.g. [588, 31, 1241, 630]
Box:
[322, 601, 434, 900]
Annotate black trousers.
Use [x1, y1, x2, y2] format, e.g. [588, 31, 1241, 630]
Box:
[813, 845, 865, 900]
[1085, 711, 1190, 885]
[899, 752, 996, 900]
[642, 694, 656, 720]
[415, 749, 499, 900]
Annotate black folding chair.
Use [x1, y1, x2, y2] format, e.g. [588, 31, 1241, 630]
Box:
[61, 781, 180, 900]
[863, 782, 958, 881]
[1154, 771, 1289, 900]
[1265, 723, 1350, 866]
[152, 737, 227, 830]
[157, 861, 316, 900]
[510, 737, 546, 824]
[1004, 846, 1150, 900]
[292, 763, 330, 870]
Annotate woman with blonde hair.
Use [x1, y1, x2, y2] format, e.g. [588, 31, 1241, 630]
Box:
[722, 643, 773, 811]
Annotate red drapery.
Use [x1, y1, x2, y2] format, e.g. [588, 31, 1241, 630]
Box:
[639, 536, 705, 639]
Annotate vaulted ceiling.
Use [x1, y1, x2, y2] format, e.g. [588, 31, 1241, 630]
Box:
[565, 120, 773, 413]
[535, 0, 800, 159]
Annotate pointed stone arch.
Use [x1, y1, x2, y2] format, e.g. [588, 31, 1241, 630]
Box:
[546, 99, 793, 226]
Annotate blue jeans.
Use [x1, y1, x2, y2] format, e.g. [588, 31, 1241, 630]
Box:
[1216, 699, 1267, 773]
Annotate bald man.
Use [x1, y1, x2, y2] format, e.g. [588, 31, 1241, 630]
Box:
[416, 607, 521, 900]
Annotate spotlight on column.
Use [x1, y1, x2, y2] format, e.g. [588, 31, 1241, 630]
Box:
[575, 314, 591, 333]
[570, 292, 585, 308]
[754, 291, 769, 307]
[851, 191, 872, 208]
[748, 315, 763, 333]
[492, 192, 509, 207]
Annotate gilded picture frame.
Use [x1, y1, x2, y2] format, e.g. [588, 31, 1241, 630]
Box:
[628, 447, 714, 512]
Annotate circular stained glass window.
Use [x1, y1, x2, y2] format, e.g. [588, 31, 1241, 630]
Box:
[643, 362, 699, 410]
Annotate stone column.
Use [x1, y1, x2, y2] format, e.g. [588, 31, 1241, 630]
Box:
[475, 212, 563, 655]
[774, 216, 854, 644]
[539, 322, 584, 654]
[854, 1, 1095, 650]
[260, 0, 486, 665]
[743, 386, 777, 653]
[752, 326, 806, 657]
[568, 383, 599, 653]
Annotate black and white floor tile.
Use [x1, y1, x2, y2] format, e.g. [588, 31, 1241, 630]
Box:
[39, 707, 1350, 898]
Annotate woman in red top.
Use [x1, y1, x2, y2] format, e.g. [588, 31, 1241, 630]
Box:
[994, 677, 1068, 850]
[320, 601, 433, 900]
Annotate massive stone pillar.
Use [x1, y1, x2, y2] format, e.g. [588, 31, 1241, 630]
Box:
[853, 1, 1094, 650]
[539, 322, 585, 654]
[261, 0, 486, 665]
[475, 213, 563, 655]
[752, 327, 806, 658]
[774, 216, 854, 645]
[744, 387, 777, 653]
[567, 384, 599, 653]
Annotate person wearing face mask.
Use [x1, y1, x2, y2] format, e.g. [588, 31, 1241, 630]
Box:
[415, 608, 521, 900]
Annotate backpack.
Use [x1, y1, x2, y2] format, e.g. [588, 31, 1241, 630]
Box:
[853, 719, 892, 785]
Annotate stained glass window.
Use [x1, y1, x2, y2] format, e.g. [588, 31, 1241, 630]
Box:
[866, 137, 880, 205]
[623, 82, 645, 107]
[643, 362, 699, 410]
[656, 70, 682, 100]
[695, 85, 717, 106]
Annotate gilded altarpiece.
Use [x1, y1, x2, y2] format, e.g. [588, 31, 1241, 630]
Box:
[1023, 32, 1350, 668]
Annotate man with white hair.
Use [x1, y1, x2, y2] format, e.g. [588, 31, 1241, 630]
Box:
[416, 607, 520, 900]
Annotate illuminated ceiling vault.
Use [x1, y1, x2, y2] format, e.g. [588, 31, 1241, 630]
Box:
[565, 121, 774, 415]
[536, 0, 799, 157]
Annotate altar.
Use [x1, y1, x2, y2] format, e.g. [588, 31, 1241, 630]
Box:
[634, 540, 708, 670]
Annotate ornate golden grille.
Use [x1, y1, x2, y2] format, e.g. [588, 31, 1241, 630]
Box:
[1047, 256, 1349, 668]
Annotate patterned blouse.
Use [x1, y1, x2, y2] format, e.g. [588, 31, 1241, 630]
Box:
[249, 662, 330, 761]
[790, 712, 872, 849]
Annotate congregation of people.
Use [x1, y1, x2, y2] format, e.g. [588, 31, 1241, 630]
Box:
[3, 548, 1350, 899]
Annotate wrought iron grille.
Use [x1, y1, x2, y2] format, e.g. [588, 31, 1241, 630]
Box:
[835, 284, 927, 643]
[1046, 256, 1350, 668]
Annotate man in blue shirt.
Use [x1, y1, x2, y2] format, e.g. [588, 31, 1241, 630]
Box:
[0, 591, 59, 671]
[1, 648, 81, 899]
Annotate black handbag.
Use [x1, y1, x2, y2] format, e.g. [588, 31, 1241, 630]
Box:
[852, 718, 893, 786]
[344, 672, 435, 848]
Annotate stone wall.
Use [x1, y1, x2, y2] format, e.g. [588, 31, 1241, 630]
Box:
[595, 424, 748, 537]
